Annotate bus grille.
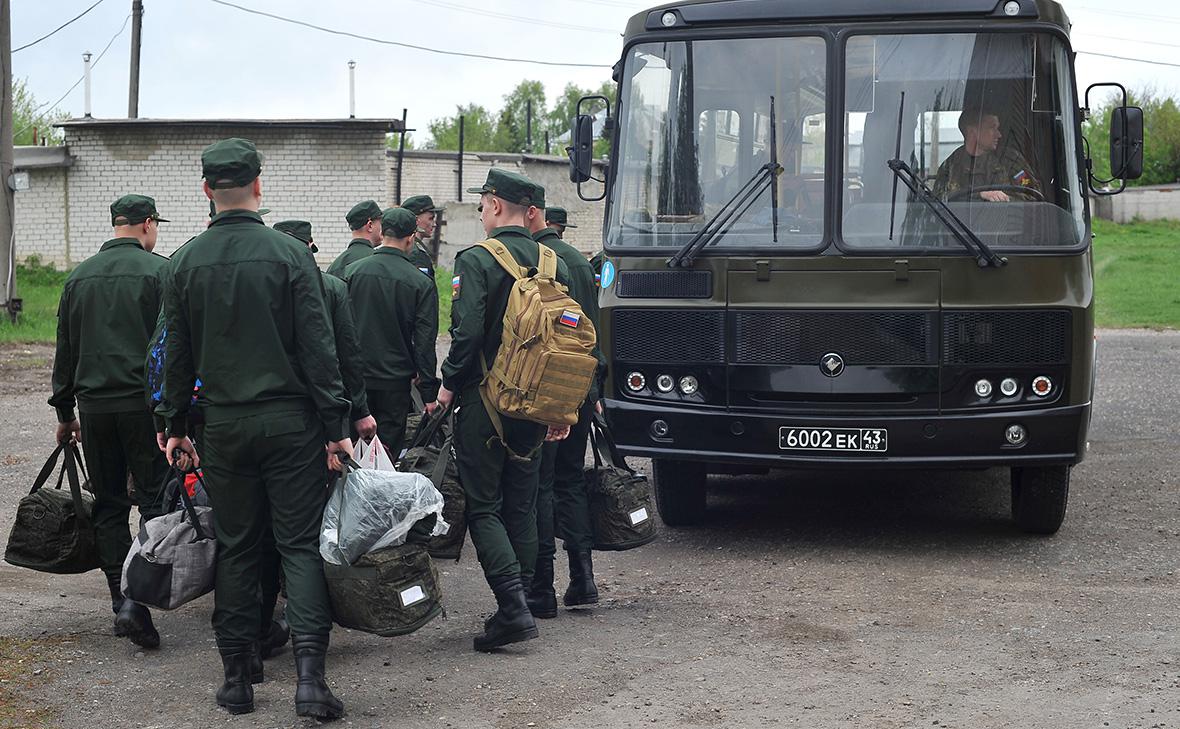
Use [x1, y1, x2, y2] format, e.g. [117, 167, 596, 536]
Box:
[733, 310, 936, 365]
[612, 309, 726, 363]
[616, 270, 712, 298]
[943, 310, 1071, 365]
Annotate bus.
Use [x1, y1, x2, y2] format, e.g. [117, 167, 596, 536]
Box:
[567, 0, 1143, 534]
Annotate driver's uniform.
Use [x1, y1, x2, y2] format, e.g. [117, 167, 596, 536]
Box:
[932, 146, 1040, 200]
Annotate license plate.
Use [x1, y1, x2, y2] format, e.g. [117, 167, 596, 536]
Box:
[778, 427, 888, 453]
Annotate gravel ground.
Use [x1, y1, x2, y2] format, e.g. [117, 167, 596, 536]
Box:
[0, 330, 1176, 729]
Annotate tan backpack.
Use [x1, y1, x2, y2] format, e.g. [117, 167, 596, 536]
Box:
[475, 239, 598, 454]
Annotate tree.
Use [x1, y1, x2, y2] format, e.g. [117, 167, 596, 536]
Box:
[10, 78, 67, 146]
[425, 104, 498, 151]
[495, 80, 547, 154]
[546, 80, 619, 157]
[1083, 88, 1180, 187]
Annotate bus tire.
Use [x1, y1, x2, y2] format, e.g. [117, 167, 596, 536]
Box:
[653, 459, 707, 526]
[1010, 465, 1070, 535]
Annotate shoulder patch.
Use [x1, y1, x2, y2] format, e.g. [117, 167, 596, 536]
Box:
[451, 275, 461, 299]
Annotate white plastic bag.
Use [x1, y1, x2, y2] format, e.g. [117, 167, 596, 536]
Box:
[320, 465, 448, 566]
[354, 435, 396, 472]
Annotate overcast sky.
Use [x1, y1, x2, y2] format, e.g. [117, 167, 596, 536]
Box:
[10, 0, 1180, 144]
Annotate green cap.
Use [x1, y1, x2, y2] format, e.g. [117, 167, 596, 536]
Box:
[527, 182, 547, 211]
[382, 207, 418, 238]
[275, 219, 315, 252]
[201, 138, 262, 189]
[466, 169, 538, 207]
[545, 207, 577, 228]
[346, 200, 383, 230]
[401, 195, 444, 215]
[110, 194, 168, 226]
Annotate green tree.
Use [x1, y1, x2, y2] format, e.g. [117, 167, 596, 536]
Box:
[546, 81, 618, 157]
[1083, 88, 1180, 187]
[495, 80, 547, 154]
[425, 104, 498, 151]
[10, 78, 67, 146]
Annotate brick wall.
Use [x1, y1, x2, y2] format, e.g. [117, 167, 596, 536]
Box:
[12, 165, 67, 265]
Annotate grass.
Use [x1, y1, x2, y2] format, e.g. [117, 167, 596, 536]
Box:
[435, 264, 453, 334]
[0, 257, 66, 344]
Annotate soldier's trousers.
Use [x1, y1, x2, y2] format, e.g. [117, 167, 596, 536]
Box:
[537, 401, 595, 562]
[80, 409, 169, 581]
[454, 386, 546, 583]
[367, 385, 411, 456]
[200, 406, 332, 647]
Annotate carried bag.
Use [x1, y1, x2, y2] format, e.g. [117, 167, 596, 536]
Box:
[585, 416, 658, 551]
[399, 407, 466, 561]
[354, 434, 397, 472]
[324, 541, 443, 637]
[476, 239, 598, 453]
[121, 466, 217, 610]
[4, 442, 101, 574]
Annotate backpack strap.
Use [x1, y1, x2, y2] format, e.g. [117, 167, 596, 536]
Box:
[474, 239, 526, 281]
[478, 351, 543, 464]
[536, 244, 558, 278]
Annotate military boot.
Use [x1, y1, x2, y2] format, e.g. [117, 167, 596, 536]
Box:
[259, 618, 291, 659]
[526, 558, 558, 619]
[115, 599, 161, 649]
[474, 575, 539, 652]
[250, 644, 264, 684]
[292, 634, 345, 720]
[563, 550, 599, 607]
[105, 573, 129, 636]
[215, 645, 255, 715]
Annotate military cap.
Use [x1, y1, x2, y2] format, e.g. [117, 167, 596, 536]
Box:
[382, 207, 418, 238]
[201, 137, 262, 189]
[528, 182, 547, 211]
[401, 195, 444, 216]
[275, 219, 316, 252]
[346, 200, 383, 230]
[466, 169, 538, 206]
[545, 207, 577, 229]
[110, 194, 168, 226]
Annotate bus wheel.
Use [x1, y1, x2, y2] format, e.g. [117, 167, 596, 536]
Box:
[653, 459, 707, 526]
[1010, 465, 1070, 535]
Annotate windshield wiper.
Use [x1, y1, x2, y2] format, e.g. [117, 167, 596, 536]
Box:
[667, 160, 783, 268]
[886, 93, 1007, 269]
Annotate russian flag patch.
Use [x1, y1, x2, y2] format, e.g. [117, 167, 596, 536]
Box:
[559, 310, 581, 328]
[451, 275, 461, 298]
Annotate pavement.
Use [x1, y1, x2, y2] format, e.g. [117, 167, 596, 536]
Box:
[0, 329, 1176, 729]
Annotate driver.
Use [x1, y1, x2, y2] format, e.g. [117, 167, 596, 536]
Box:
[932, 106, 1039, 202]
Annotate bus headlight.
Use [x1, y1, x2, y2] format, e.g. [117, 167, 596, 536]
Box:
[625, 372, 646, 393]
[678, 375, 700, 395]
[974, 379, 993, 398]
[655, 374, 675, 393]
[1031, 376, 1053, 397]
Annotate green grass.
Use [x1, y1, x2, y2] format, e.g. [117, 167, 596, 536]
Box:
[0, 257, 66, 344]
[1093, 218, 1180, 329]
[435, 265, 453, 334]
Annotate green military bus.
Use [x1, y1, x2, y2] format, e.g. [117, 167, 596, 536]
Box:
[568, 0, 1142, 533]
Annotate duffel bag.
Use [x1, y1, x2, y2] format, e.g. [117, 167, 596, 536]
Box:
[324, 542, 443, 637]
[4, 442, 101, 574]
[399, 407, 466, 561]
[121, 465, 217, 610]
[585, 416, 658, 551]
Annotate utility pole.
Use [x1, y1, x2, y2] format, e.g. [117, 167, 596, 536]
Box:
[1, 0, 18, 319]
[128, 0, 143, 117]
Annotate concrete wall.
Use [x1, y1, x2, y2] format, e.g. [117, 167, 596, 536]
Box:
[1092, 184, 1180, 224]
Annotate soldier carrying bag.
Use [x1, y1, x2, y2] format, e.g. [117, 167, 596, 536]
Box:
[4, 442, 101, 574]
[399, 406, 466, 561]
[475, 239, 598, 459]
[586, 416, 659, 551]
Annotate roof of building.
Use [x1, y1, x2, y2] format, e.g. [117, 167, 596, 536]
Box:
[55, 117, 405, 132]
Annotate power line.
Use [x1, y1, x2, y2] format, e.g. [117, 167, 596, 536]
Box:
[410, 0, 618, 34]
[208, 0, 612, 68]
[1076, 50, 1180, 68]
[12, 0, 107, 53]
[1073, 6, 1180, 25]
[1073, 32, 1180, 50]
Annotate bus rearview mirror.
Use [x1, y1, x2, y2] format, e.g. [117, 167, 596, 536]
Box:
[568, 114, 595, 184]
[1110, 106, 1144, 181]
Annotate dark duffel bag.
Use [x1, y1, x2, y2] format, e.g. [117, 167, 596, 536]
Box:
[403, 389, 444, 457]
[585, 416, 658, 551]
[324, 542, 443, 637]
[399, 407, 466, 561]
[5, 442, 101, 574]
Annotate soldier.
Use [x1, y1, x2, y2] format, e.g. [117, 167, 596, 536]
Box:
[48, 194, 171, 650]
[399, 194, 444, 281]
[543, 206, 578, 239]
[325, 199, 383, 278]
[437, 169, 572, 651]
[523, 189, 605, 618]
[932, 107, 1040, 202]
[343, 207, 440, 455]
[159, 138, 353, 719]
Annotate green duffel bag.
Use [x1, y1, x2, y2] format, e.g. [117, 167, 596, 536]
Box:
[585, 416, 658, 551]
[5, 442, 101, 574]
[324, 542, 443, 637]
[399, 408, 466, 561]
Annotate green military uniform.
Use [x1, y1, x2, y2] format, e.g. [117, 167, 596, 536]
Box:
[442, 171, 571, 590]
[401, 195, 443, 283]
[325, 200, 382, 278]
[49, 195, 171, 625]
[932, 146, 1040, 200]
[158, 140, 351, 657]
[343, 208, 439, 455]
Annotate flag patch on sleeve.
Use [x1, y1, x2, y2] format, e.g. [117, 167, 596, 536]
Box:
[559, 310, 581, 328]
[1013, 169, 1031, 186]
[451, 275, 461, 298]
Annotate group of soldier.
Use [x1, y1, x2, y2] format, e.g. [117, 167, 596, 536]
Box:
[47, 136, 605, 720]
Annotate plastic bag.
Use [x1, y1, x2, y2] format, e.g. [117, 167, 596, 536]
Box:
[320, 464, 448, 566]
[354, 435, 396, 472]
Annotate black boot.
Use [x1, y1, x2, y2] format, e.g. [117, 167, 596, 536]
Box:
[250, 643, 264, 684]
[259, 618, 291, 659]
[215, 646, 255, 715]
[563, 550, 599, 607]
[474, 575, 539, 652]
[526, 558, 558, 619]
[105, 574, 129, 636]
[292, 634, 345, 720]
[115, 599, 161, 649]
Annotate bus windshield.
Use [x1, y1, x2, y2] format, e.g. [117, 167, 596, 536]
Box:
[843, 32, 1086, 250]
[607, 36, 828, 250]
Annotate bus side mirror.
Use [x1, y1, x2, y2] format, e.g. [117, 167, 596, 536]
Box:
[1110, 106, 1144, 181]
[568, 114, 595, 184]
